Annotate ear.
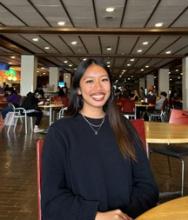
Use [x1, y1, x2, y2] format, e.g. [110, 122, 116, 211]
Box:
[77, 88, 82, 95]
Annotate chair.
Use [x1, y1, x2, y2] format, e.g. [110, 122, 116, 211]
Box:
[150, 109, 188, 196]
[149, 98, 169, 122]
[130, 119, 149, 157]
[5, 103, 28, 134]
[57, 106, 68, 119]
[36, 138, 44, 220]
[119, 98, 136, 119]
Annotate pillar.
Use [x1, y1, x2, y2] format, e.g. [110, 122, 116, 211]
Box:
[49, 67, 59, 92]
[182, 57, 188, 109]
[20, 55, 37, 96]
[158, 68, 169, 95]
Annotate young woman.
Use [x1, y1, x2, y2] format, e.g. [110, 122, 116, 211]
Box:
[41, 59, 159, 220]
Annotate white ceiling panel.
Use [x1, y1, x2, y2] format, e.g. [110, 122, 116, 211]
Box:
[122, 0, 157, 27]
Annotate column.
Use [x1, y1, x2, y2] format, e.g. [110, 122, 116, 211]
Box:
[182, 57, 188, 109]
[20, 55, 37, 96]
[49, 67, 59, 92]
[158, 68, 169, 95]
[63, 72, 71, 89]
[139, 77, 145, 89]
[146, 74, 154, 91]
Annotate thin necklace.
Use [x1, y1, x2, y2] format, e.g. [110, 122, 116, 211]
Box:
[81, 114, 105, 135]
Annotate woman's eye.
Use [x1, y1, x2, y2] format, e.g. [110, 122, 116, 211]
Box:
[85, 79, 93, 84]
[102, 78, 109, 82]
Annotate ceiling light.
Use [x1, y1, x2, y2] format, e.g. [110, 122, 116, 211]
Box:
[145, 65, 149, 68]
[106, 61, 111, 64]
[127, 63, 131, 67]
[105, 7, 115, 12]
[64, 60, 68, 63]
[165, 50, 171, 54]
[137, 49, 143, 53]
[8, 62, 12, 65]
[44, 46, 50, 50]
[32, 37, 39, 42]
[142, 41, 149, 45]
[130, 58, 135, 62]
[106, 47, 112, 51]
[11, 56, 15, 59]
[71, 41, 77, 45]
[69, 64, 73, 67]
[107, 65, 111, 68]
[155, 22, 163, 27]
[83, 58, 87, 61]
[141, 68, 144, 71]
[57, 21, 66, 26]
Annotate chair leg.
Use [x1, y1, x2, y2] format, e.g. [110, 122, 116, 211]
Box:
[13, 118, 18, 132]
[24, 115, 27, 134]
[181, 159, 185, 196]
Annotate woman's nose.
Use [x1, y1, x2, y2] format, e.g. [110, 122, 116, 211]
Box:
[93, 80, 102, 90]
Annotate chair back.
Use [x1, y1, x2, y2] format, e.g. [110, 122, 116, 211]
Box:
[36, 139, 44, 220]
[130, 119, 148, 157]
[169, 109, 188, 125]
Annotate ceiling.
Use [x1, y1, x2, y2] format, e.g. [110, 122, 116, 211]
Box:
[0, 0, 188, 82]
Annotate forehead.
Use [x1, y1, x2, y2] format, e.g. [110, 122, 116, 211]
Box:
[83, 64, 109, 77]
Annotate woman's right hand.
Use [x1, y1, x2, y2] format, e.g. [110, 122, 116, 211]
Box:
[95, 209, 132, 220]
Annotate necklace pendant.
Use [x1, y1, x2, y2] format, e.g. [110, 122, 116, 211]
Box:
[94, 131, 98, 135]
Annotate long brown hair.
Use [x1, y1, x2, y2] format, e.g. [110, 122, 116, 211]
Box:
[68, 58, 136, 160]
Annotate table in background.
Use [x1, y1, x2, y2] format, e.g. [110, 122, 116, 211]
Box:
[39, 103, 63, 125]
[145, 121, 188, 144]
[136, 196, 188, 220]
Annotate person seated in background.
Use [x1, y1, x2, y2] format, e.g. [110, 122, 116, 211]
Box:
[146, 89, 156, 105]
[1, 90, 21, 119]
[130, 89, 139, 101]
[155, 91, 167, 110]
[21, 92, 43, 133]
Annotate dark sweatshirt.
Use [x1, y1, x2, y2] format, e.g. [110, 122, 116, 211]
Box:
[41, 114, 159, 220]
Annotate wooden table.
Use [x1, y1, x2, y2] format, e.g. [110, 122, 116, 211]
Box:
[39, 103, 63, 125]
[145, 121, 188, 144]
[136, 196, 188, 220]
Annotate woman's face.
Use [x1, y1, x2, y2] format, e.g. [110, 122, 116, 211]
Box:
[78, 64, 111, 111]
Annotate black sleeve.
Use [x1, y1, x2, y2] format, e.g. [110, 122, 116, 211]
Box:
[41, 125, 99, 220]
[124, 120, 159, 218]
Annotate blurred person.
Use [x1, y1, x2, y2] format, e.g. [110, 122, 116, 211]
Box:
[21, 92, 43, 133]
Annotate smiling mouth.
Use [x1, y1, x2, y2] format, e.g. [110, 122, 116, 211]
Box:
[91, 93, 106, 101]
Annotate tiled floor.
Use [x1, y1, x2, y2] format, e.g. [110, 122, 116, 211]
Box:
[0, 120, 188, 219]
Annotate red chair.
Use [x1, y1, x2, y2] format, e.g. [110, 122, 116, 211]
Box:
[151, 109, 188, 196]
[169, 109, 188, 124]
[36, 139, 44, 220]
[130, 119, 149, 157]
[118, 98, 136, 119]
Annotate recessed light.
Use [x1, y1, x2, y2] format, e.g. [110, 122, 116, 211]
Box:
[64, 60, 68, 64]
[32, 37, 39, 42]
[8, 62, 12, 65]
[106, 47, 112, 51]
[127, 63, 131, 67]
[105, 7, 115, 12]
[130, 58, 135, 62]
[57, 21, 66, 26]
[107, 65, 111, 68]
[165, 50, 171, 54]
[155, 22, 163, 27]
[137, 49, 143, 53]
[141, 68, 144, 71]
[106, 61, 111, 64]
[145, 65, 149, 68]
[69, 64, 73, 67]
[44, 46, 50, 50]
[71, 41, 77, 45]
[142, 41, 149, 45]
[83, 58, 87, 61]
[11, 56, 15, 59]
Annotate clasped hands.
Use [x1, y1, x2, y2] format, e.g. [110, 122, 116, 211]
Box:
[95, 209, 132, 220]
